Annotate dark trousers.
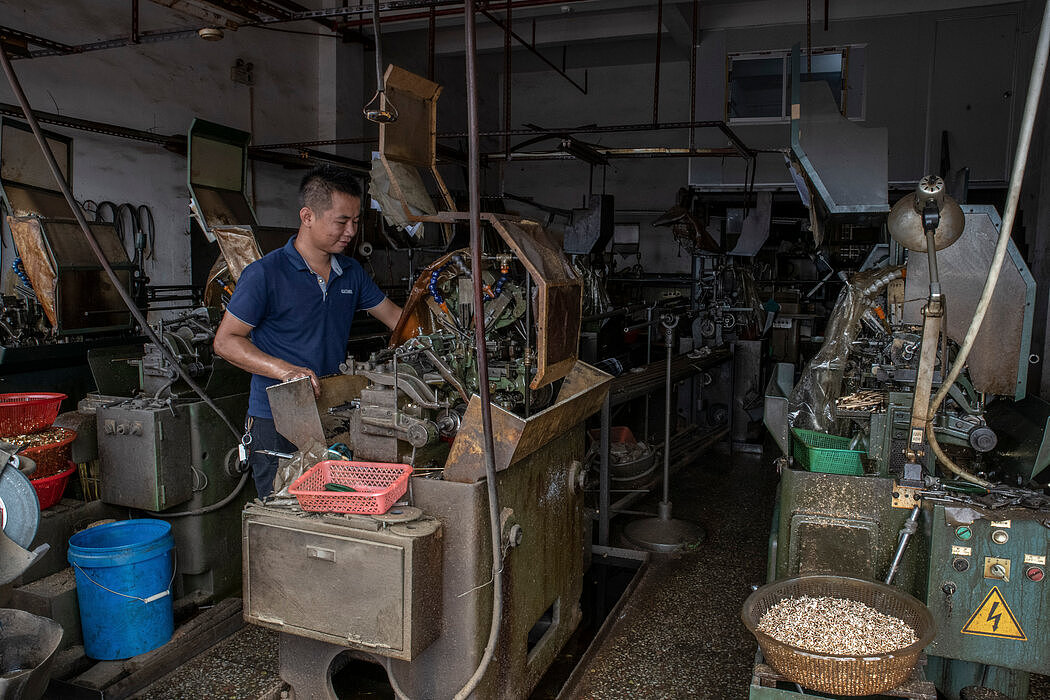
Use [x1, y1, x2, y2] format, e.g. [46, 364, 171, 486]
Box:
[247, 416, 296, 499]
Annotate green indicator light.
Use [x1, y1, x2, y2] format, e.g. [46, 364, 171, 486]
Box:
[956, 526, 973, 541]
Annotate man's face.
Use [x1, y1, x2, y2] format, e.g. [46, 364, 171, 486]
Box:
[301, 191, 361, 254]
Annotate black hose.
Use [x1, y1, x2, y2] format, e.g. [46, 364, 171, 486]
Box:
[0, 46, 242, 447]
[145, 448, 250, 518]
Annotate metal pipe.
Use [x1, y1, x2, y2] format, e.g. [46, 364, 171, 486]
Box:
[480, 9, 586, 94]
[885, 505, 920, 584]
[452, 1, 502, 697]
[689, 0, 698, 151]
[258, 119, 754, 149]
[652, 0, 663, 125]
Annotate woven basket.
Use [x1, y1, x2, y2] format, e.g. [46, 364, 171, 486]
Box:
[741, 576, 936, 696]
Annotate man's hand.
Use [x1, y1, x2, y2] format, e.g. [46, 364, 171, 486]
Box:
[278, 365, 321, 398]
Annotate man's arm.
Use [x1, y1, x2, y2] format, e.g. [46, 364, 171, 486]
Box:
[367, 298, 403, 330]
[213, 313, 321, 396]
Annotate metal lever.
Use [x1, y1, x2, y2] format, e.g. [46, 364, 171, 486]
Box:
[991, 563, 1009, 582]
[254, 450, 294, 459]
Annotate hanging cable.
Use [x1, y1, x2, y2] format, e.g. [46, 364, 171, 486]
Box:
[363, 1, 398, 124]
[451, 2, 503, 698]
[0, 45, 242, 447]
[924, 0, 1050, 487]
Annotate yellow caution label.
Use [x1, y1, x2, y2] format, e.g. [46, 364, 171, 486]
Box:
[961, 587, 1027, 641]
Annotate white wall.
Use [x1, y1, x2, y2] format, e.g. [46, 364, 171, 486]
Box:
[0, 0, 325, 293]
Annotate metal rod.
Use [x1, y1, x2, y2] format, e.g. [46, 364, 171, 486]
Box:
[427, 5, 436, 80]
[524, 270, 532, 418]
[661, 316, 675, 506]
[689, 0, 698, 151]
[503, 0, 512, 160]
[599, 395, 611, 546]
[652, 0, 663, 125]
[480, 9, 586, 94]
[259, 119, 754, 149]
[131, 0, 140, 44]
[885, 505, 921, 584]
[452, 1, 502, 697]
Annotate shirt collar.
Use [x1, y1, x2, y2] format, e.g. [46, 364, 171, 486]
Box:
[282, 235, 344, 278]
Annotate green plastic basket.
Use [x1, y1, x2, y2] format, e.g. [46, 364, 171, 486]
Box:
[791, 428, 864, 476]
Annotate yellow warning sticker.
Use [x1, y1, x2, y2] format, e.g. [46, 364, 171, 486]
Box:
[961, 587, 1027, 641]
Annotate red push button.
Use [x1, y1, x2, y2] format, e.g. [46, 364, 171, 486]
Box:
[1026, 566, 1044, 582]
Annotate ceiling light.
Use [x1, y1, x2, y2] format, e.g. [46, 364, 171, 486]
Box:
[198, 27, 224, 41]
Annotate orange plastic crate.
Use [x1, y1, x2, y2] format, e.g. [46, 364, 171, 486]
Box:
[289, 460, 413, 515]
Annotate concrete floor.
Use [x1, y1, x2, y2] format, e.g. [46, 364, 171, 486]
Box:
[565, 448, 776, 699]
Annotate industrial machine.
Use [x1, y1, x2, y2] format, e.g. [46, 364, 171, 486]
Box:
[240, 64, 611, 699]
[761, 176, 1050, 699]
[69, 307, 250, 602]
[0, 118, 143, 400]
[243, 216, 609, 699]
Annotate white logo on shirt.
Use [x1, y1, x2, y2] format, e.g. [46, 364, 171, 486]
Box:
[340, 289, 353, 294]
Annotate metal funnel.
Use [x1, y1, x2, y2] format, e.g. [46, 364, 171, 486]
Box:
[0, 608, 64, 700]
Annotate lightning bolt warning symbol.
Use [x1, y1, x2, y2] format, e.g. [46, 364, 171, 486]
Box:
[961, 587, 1027, 641]
[985, 601, 1001, 632]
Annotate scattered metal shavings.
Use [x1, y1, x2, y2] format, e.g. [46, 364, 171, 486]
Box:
[1, 426, 72, 448]
[757, 596, 917, 656]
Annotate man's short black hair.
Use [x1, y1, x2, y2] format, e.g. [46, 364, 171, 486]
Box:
[298, 165, 362, 213]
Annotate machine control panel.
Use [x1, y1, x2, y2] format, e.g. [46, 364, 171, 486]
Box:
[927, 504, 1050, 675]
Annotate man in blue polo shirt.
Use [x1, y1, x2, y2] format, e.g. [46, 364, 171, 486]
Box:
[214, 165, 402, 498]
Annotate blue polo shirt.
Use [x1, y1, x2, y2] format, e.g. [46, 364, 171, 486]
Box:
[225, 236, 387, 419]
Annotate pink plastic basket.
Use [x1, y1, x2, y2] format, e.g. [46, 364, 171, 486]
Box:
[0, 393, 66, 435]
[288, 460, 413, 515]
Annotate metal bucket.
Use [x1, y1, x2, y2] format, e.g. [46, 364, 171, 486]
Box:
[0, 608, 64, 700]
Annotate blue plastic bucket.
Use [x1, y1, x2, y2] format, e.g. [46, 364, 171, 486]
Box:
[67, 519, 175, 660]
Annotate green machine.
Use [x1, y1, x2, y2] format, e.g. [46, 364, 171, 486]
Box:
[759, 180, 1050, 700]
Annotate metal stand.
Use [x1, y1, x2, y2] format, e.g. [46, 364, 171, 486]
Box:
[623, 314, 706, 552]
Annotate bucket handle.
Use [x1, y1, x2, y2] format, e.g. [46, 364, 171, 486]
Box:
[72, 550, 177, 604]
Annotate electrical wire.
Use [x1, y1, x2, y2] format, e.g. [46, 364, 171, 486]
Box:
[0, 46, 242, 446]
[923, 0, 1050, 487]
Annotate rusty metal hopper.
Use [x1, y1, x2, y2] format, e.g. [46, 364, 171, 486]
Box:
[378, 65, 455, 219]
[443, 361, 611, 483]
